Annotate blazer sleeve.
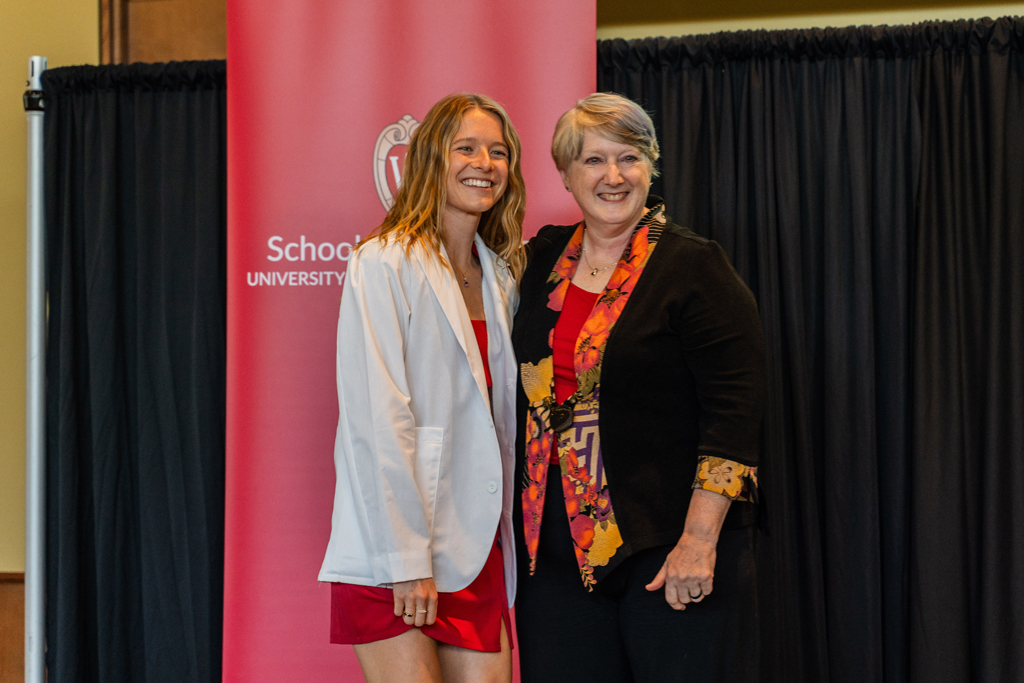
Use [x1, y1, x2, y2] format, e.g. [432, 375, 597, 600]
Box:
[675, 240, 766, 468]
[336, 246, 434, 584]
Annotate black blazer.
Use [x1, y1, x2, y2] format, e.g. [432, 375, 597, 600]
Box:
[512, 210, 766, 560]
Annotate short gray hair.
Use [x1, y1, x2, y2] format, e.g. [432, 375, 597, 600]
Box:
[551, 93, 660, 177]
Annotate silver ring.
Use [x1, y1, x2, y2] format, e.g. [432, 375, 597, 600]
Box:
[416, 609, 427, 614]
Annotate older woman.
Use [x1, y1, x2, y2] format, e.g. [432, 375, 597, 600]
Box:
[319, 93, 525, 683]
[512, 93, 765, 682]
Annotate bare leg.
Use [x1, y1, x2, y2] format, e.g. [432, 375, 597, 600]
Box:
[353, 628, 443, 683]
[437, 618, 512, 683]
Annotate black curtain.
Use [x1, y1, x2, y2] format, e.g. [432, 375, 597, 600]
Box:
[43, 61, 227, 683]
[599, 17, 1024, 683]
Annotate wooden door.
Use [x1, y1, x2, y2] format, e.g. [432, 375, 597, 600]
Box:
[102, 0, 226, 64]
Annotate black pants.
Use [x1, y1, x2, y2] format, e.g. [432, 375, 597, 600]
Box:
[515, 466, 759, 683]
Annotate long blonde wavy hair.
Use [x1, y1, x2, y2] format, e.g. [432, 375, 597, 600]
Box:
[365, 93, 526, 281]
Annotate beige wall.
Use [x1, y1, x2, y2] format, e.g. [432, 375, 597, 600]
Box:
[598, 0, 1017, 25]
[0, 1, 97, 572]
[598, 2, 1024, 38]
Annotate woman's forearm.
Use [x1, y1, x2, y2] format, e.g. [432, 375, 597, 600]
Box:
[681, 488, 731, 544]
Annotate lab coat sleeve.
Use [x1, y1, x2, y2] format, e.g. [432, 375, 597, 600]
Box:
[335, 245, 434, 585]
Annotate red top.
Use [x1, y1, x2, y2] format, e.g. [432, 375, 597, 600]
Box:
[551, 284, 600, 465]
[471, 319, 492, 388]
[553, 283, 600, 403]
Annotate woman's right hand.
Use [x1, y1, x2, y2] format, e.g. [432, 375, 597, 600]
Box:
[392, 578, 438, 627]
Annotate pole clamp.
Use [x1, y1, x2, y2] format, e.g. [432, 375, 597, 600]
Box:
[24, 90, 44, 111]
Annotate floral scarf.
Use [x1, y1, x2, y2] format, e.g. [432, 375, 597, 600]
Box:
[520, 203, 667, 589]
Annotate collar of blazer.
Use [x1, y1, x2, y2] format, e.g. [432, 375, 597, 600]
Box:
[416, 233, 512, 412]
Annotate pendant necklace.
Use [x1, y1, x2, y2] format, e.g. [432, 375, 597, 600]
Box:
[581, 243, 615, 277]
[453, 257, 476, 287]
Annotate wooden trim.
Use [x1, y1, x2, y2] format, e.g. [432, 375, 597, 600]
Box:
[100, 0, 129, 64]
[0, 574, 24, 583]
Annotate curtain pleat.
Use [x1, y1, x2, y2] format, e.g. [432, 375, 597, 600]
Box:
[43, 61, 227, 683]
[910, 32, 1024, 683]
[599, 17, 1024, 683]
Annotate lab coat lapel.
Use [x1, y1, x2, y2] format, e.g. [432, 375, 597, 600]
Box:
[418, 241, 491, 408]
[476, 235, 514, 395]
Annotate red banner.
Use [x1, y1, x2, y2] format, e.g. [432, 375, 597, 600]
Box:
[224, 1, 595, 679]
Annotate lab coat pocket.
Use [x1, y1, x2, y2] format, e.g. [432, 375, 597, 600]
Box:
[413, 427, 444, 536]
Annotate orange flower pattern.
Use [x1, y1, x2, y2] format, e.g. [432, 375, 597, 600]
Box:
[521, 204, 666, 589]
[545, 229, 583, 312]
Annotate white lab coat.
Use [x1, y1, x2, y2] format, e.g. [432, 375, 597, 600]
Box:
[318, 233, 518, 606]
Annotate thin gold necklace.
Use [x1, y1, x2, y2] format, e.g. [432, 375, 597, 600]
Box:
[581, 233, 617, 277]
[453, 255, 477, 287]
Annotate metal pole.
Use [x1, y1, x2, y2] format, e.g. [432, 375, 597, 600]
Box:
[24, 55, 46, 683]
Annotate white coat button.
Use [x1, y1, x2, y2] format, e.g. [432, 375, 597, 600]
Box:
[487, 481, 498, 493]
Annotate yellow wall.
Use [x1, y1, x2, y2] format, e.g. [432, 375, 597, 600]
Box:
[598, 0, 1017, 26]
[598, 2, 1024, 38]
[0, 0, 97, 572]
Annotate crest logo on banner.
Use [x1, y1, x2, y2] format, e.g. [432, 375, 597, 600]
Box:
[373, 115, 420, 210]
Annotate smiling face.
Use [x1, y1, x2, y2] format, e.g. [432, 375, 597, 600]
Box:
[560, 128, 652, 235]
[443, 108, 510, 229]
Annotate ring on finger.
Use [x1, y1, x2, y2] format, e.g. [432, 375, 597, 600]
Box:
[688, 590, 703, 599]
[416, 609, 427, 614]
[402, 611, 413, 617]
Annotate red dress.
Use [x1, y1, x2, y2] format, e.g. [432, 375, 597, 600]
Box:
[550, 282, 601, 464]
[330, 319, 511, 652]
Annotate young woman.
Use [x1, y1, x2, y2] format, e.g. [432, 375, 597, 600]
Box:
[319, 93, 526, 683]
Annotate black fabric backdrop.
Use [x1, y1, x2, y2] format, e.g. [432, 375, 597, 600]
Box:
[39, 17, 1023, 683]
[42, 62, 226, 683]
[598, 17, 1024, 683]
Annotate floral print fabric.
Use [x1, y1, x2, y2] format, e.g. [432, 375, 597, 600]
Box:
[520, 205, 665, 589]
[693, 456, 758, 502]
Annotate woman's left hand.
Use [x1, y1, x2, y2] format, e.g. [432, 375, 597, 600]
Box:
[645, 488, 730, 609]
[644, 532, 717, 610]
[392, 577, 438, 627]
